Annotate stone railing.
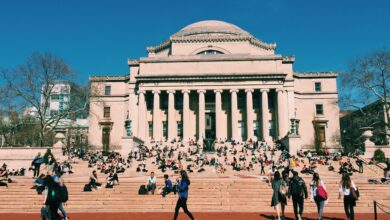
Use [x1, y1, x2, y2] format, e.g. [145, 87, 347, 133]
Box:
[361, 127, 390, 159]
[0, 147, 50, 160]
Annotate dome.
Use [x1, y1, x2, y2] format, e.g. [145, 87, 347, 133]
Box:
[171, 20, 251, 38]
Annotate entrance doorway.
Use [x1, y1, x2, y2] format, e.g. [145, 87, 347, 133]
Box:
[102, 127, 110, 152]
[205, 112, 216, 140]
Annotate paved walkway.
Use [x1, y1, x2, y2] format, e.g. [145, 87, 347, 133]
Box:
[0, 212, 388, 220]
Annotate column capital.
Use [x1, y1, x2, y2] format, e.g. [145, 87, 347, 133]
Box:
[137, 90, 146, 95]
[260, 88, 270, 93]
[276, 88, 285, 93]
[197, 89, 206, 94]
[152, 90, 161, 94]
[229, 89, 239, 93]
[214, 89, 223, 94]
[245, 88, 254, 93]
[181, 90, 191, 94]
[167, 90, 176, 94]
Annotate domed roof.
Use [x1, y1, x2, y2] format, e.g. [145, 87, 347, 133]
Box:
[147, 20, 276, 54]
[172, 20, 251, 37]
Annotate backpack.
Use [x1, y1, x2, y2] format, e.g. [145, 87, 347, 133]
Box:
[83, 184, 92, 192]
[56, 186, 68, 203]
[138, 185, 147, 195]
[290, 178, 304, 197]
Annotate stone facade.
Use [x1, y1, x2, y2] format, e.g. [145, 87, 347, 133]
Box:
[88, 20, 341, 151]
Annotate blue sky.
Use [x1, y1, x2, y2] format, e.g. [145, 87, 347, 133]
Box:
[0, 0, 389, 84]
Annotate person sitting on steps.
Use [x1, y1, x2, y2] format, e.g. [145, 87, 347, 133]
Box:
[147, 171, 156, 195]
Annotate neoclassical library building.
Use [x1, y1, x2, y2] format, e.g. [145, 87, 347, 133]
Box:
[89, 20, 341, 152]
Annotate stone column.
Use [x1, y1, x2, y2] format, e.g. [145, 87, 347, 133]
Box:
[182, 90, 190, 142]
[286, 89, 295, 133]
[246, 89, 254, 140]
[167, 90, 176, 141]
[198, 90, 206, 142]
[277, 89, 287, 138]
[261, 89, 271, 142]
[138, 90, 146, 140]
[152, 90, 161, 141]
[230, 89, 239, 141]
[214, 90, 222, 141]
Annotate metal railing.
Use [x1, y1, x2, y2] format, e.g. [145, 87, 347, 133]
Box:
[374, 200, 390, 220]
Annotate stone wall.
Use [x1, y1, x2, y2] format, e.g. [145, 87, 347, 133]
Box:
[0, 147, 50, 160]
[365, 145, 390, 159]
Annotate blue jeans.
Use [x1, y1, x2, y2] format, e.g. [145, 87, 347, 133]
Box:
[315, 197, 325, 220]
[59, 203, 67, 218]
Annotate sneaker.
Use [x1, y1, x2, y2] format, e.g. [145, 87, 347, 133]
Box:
[298, 214, 302, 220]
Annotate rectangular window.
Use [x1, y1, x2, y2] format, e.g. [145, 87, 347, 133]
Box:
[175, 94, 183, 109]
[253, 95, 260, 108]
[177, 122, 183, 138]
[104, 106, 110, 118]
[51, 95, 59, 101]
[163, 121, 168, 139]
[315, 82, 321, 92]
[254, 121, 259, 137]
[269, 120, 274, 138]
[161, 95, 168, 110]
[316, 104, 324, 115]
[105, 86, 111, 95]
[148, 122, 153, 138]
[238, 96, 245, 109]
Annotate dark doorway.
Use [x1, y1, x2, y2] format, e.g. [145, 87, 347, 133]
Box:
[102, 127, 110, 152]
[205, 112, 216, 140]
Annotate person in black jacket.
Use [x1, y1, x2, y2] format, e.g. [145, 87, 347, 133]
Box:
[43, 175, 61, 220]
[288, 171, 308, 220]
[58, 178, 69, 220]
[32, 152, 43, 178]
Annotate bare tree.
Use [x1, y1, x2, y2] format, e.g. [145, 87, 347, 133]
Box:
[0, 52, 89, 147]
[341, 49, 390, 144]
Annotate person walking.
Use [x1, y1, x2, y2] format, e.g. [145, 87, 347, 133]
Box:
[339, 173, 358, 220]
[356, 158, 363, 173]
[260, 157, 265, 175]
[310, 173, 327, 220]
[45, 155, 56, 173]
[173, 170, 194, 220]
[58, 178, 69, 220]
[288, 171, 308, 220]
[271, 171, 287, 220]
[32, 152, 44, 178]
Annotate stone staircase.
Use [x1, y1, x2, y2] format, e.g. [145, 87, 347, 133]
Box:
[1, 145, 389, 214]
[0, 160, 389, 214]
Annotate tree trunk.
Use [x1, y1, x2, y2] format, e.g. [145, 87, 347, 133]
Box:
[39, 124, 44, 147]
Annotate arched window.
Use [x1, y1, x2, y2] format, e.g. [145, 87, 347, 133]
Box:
[197, 50, 224, 55]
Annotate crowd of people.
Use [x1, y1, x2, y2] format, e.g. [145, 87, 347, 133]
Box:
[0, 163, 26, 187]
[19, 138, 389, 220]
[29, 149, 72, 220]
[269, 168, 359, 220]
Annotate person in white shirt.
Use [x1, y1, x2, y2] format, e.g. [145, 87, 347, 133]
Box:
[147, 171, 157, 195]
[339, 173, 358, 220]
[310, 173, 327, 220]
